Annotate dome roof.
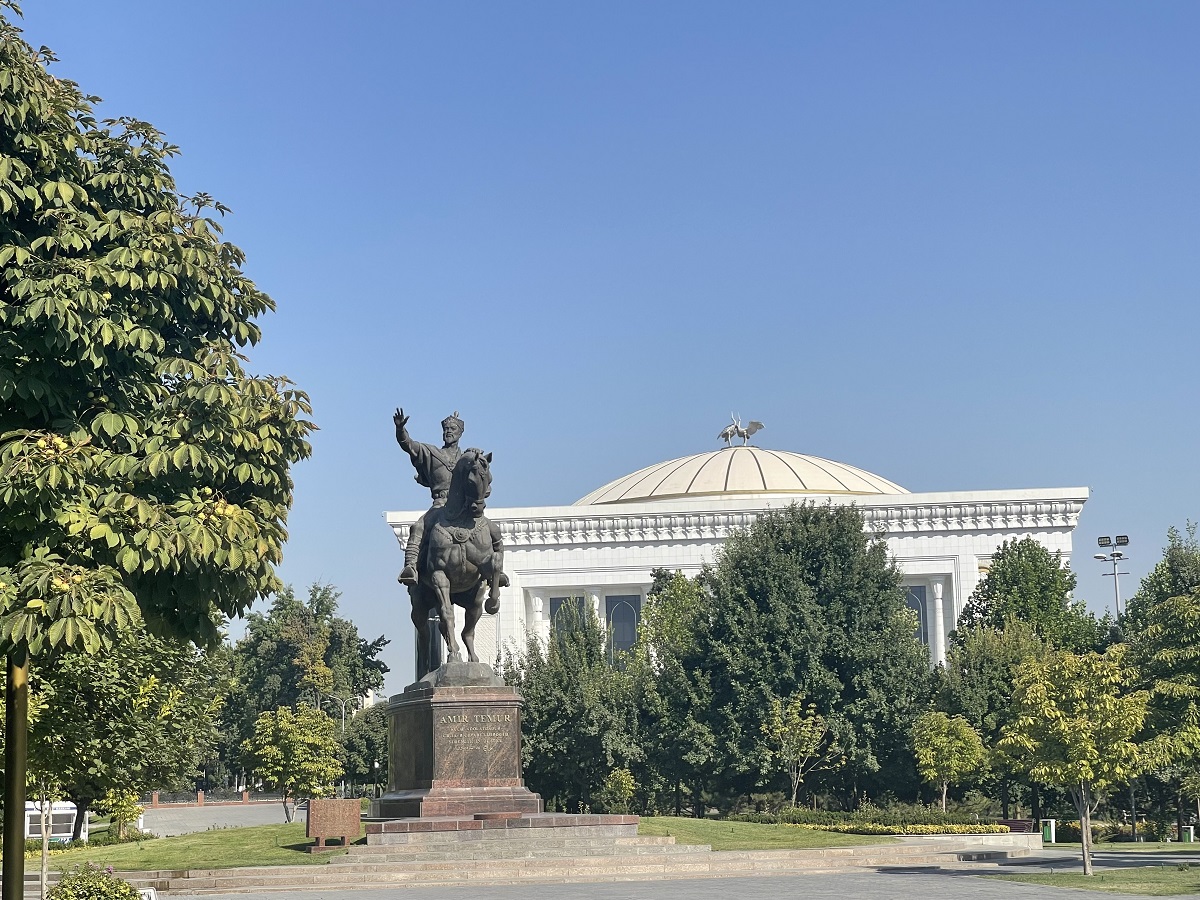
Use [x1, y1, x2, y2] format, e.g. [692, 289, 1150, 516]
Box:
[575, 447, 908, 506]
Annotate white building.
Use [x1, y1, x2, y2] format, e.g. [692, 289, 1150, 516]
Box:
[387, 446, 1087, 671]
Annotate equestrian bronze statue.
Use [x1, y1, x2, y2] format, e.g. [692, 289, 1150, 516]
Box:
[395, 409, 507, 678]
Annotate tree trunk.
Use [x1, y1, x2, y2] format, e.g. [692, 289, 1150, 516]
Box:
[4, 650, 29, 900]
[283, 797, 295, 823]
[1129, 782, 1137, 842]
[40, 793, 51, 900]
[674, 781, 682, 817]
[69, 796, 92, 842]
[1000, 780, 1010, 820]
[1073, 781, 1094, 876]
[941, 780, 948, 813]
[791, 766, 800, 807]
[1031, 783, 1042, 825]
[691, 782, 704, 819]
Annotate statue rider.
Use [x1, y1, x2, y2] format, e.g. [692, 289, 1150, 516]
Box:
[394, 408, 464, 587]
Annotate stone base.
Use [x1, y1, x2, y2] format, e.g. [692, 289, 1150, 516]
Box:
[377, 661, 543, 820]
[371, 785, 542, 819]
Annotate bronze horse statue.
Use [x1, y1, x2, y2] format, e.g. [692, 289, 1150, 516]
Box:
[409, 448, 507, 678]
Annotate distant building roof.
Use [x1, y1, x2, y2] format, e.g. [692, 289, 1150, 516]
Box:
[575, 446, 908, 505]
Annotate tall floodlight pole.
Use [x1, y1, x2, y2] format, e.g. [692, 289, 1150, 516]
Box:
[1094, 535, 1130, 617]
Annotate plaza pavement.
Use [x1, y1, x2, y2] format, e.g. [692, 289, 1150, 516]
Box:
[169, 868, 1170, 900]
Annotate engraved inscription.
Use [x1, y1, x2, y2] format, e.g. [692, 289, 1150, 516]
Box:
[437, 712, 513, 753]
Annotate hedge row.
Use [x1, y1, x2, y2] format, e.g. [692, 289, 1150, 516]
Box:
[784, 822, 1011, 836]
[730, 803, 990, 828]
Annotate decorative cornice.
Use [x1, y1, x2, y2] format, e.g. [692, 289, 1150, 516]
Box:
[388, 496, 1086, 549]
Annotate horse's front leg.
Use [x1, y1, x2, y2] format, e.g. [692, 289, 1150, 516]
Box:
[431, 570, 461, 661]
[485, 522, 507, 616]
[460, 583, 486, 663]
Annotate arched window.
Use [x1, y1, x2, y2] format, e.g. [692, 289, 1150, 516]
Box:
[905, 586, 928, 646]
[605, 594, 641, 663]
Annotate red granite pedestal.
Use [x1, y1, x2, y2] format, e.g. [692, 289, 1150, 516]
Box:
[371, 662, 543, 819]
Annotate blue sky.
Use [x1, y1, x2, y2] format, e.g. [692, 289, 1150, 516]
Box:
[20, 2, 1199, 692]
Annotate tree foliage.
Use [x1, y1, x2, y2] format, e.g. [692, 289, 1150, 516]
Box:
[629, 569, 715, 816]
[936, 622, 1045, 747]
[502, 600, 638, 812]
[1123, 524, 1200, 636]
[24, 623, 226, 836]
[761, 695, 842, 807]
[224, 582, 388, 755]
[911, 711, 986, 811]
[998, 646, 1175, 875]
[241, 705, 342, 822]
[342, 702, 389, 790]
[0, 9, 315, 657]
[697, 502, 931, 801]
[958, 538, 1100, 651]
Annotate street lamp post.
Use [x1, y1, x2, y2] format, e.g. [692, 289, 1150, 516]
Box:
[323, 695, 358, 798]
[1093, 535, 1130, 617]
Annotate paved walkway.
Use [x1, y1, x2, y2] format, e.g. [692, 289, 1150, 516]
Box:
[143, 803, 303, 836]
[177, 869, 1163, 900]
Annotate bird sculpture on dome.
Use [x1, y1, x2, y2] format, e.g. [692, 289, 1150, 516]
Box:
[718, 413, 765, 446]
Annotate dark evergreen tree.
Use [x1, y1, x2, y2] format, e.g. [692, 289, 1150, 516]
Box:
[696, 502, 932, 804]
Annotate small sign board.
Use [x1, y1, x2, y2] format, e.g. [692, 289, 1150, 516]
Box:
[138, 889, 158, 900]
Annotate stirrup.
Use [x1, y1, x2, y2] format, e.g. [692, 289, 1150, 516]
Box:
[398, 565, 418, 585]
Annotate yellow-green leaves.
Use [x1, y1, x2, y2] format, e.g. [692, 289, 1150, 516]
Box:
[0, 12, 315, 655]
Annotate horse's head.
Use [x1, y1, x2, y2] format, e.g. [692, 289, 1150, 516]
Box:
[446, 448, 492, 519]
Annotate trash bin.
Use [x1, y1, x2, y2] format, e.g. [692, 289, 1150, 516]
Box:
[1182, 826, 1194, 843]
[1041, 819, 1056, 843]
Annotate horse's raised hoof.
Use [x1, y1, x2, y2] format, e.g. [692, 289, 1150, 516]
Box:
[398, 565, 418, 585]
[485, 595, 499, 615]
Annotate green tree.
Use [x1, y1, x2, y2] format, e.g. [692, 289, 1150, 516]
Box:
[697, 502, 931, 803]
[342, 703, 389, 794]
[998, 646, 1175, 875]
[957, 539, 1101, 651]
[223, 583, 388, 762]
[629, 569, 715, 816]
[934, 621, 1045, 818]
[911, 711, 986, 811]
[502, 600, 638, 812]
[1123, 524, 1200, 636]
[761, 695, 842, 807]
[241, 706, 342, 822]
[26, 624, 226, 838]
[0, 10, 313, 880]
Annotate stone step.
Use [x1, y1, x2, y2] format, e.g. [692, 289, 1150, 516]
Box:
[347, 833, 680, 853]
[366, 823, 638, 844]
[119, 846, 986, 894]
[334, 844, 714, 863]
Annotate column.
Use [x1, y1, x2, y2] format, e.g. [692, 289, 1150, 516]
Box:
[529, 592, 547, 642]
[930, 577, 946, 667]
[590, 592, 603, 630]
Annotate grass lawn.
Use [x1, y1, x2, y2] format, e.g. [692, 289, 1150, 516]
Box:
[637, 816, 895, 851]
[994, 866, 1200, 896]
[33, 823, 362, 872]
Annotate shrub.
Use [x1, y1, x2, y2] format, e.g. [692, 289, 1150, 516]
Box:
[731, 801, 991, 829]
[594, 768, 637, 815]
[96, 791, 144, 840]
[47, 864, 139, 900]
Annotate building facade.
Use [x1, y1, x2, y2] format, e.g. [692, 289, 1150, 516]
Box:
[387, 446, 1087, 673]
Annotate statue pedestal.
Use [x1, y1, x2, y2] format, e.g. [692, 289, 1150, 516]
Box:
[371, 662, 543, 819]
